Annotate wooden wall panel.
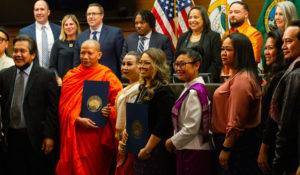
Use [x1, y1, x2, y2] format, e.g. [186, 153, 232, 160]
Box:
[5, 0, 265, 54]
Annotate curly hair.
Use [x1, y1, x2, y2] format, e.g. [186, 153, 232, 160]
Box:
[139, 48, 170, 101]
[133, 10, 156, 29]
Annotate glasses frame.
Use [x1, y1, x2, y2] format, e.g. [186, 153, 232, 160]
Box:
[173, 61, 195, 68]
[86, 12, 103, 17]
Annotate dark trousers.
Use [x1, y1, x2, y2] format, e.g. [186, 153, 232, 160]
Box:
[7, 128, 55, 175]
[0, 146, 8, 174]
[213, 127, 261, 175]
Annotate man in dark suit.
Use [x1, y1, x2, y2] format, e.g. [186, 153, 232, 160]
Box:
[19, 0, 60, 68]
[73, 3, 124, 78]
[271, 20, 300, 175]
[0, 34, 59, 175]
[121, 10, 174, 65]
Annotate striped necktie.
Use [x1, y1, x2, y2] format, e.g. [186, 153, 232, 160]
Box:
[41, 26, 49, 68]
[137, 37, 146, 53]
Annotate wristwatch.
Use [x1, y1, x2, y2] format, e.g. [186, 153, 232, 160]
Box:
[221, 144, 232, 152]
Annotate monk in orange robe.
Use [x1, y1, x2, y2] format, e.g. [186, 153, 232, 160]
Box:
[56, 39, 123, 175]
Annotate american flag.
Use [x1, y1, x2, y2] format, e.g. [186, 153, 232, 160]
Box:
[152, 0, 194, 49]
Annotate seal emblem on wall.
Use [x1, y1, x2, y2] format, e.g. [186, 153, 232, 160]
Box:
[264, 0, 286, 33]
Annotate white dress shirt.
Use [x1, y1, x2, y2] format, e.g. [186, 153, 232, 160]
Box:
[171, 76, 212, 150]
[138, 31, 152, 51]
[89, 24, 103, 41]
[35, 21, 55, 67]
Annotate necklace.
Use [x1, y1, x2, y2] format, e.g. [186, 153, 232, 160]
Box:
[137, 86, 148, 103]
[190, 33, 201, 42]
[66, 40, 74, 47]
[191, 33, 201, 39]
[191, 35, 200, 38]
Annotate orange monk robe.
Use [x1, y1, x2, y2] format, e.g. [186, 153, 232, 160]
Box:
[56, 64, 123, 175]
[222, 21, 263, 75]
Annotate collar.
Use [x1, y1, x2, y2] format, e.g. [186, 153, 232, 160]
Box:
[139, 31, 152, 40]
[17, 62, 33, 76]
[0, 53, 6, 59]
[229, 20, 250, 33]
[184, 76, 205, 89]
[36, 21, 50, 29]
[90, 23, 103, 34]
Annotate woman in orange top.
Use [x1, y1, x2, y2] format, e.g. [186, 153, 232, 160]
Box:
[211, 33, 261, 175]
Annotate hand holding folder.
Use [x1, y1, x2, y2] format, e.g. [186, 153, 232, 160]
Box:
[80, 80, 109, 127]
[126, 103, 149, 155]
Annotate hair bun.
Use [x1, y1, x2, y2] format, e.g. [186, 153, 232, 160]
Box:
[190, 45, 204, 56]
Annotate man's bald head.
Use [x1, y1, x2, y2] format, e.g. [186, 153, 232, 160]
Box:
[80, 39, 102, 68]
[82, 39, 101, 51]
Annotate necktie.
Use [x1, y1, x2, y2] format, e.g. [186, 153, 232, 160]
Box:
[137, 37, 146, 53]
[92, 31, 98, 41]
[41, 26, 49, 68]
[10, 71, 24, 127]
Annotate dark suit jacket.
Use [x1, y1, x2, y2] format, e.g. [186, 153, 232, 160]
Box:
[0, 63, 59, 151]
[121, 31, 174, 65]
[19, 22, 61, 65]
[175, 30, 222, 82]
[73, 24, 124, 78]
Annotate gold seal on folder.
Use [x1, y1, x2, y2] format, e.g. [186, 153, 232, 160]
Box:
[87, 95, 102, 112]
[132, 120, 143, 139]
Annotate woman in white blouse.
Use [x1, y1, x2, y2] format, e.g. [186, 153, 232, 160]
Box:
[165, 46, 213, 175]
[115, 51, 141, 175]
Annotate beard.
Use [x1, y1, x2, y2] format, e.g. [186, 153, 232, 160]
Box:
[230, 18, 245, 28]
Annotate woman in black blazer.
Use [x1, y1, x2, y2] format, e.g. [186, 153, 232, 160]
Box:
[175, 6, 222, 82]
[49, 14, 81, 86]
[133, 48, 175, 175]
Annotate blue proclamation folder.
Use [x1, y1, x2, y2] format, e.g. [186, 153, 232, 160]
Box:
[126, 103, 149, 155]
[80, 80, 109, 127]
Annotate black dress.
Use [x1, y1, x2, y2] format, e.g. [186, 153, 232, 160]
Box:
[134, 85, 176, 175]
[49, 39, 75, 78]
[260, 71, 284, 167]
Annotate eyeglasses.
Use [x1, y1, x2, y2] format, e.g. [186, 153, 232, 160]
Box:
[138, 61, 152, 67]
[173, 61, 195, 68]
[0, 37, 7, 44]
[86, 12, 102, 17]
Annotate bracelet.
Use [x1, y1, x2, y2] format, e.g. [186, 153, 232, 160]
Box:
[221, 144, 232, 152]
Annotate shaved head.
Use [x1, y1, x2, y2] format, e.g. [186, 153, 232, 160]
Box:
[80, 39, 102, 68]
[82, 39, 101, 51]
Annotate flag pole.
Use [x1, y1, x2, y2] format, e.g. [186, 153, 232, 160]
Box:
[174, 0, 178, 40]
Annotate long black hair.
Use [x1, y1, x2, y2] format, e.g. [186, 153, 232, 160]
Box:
[224, 33, 259, 81]
[264, 30, 285, 80]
